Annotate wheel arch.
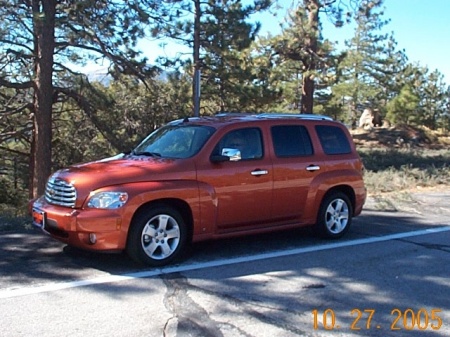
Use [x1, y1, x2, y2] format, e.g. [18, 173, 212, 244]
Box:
[315, 186, 354, 239]
[129, 198, 194, 242]
[319, 185, 356, 219]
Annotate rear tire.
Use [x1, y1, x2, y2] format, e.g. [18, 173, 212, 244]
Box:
[126, 205, 188, 266]
[316, 192, 352, 239]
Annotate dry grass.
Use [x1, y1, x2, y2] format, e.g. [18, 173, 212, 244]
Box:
[358, 145, 450, 212]
[359, 147, 450, 195]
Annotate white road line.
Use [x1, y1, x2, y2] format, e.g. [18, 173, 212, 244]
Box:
[1, 226, 449, 299]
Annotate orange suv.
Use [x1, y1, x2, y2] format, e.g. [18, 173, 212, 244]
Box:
[31, 113, 366, 266]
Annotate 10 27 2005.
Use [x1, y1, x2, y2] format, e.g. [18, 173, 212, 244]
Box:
[312, 308, 443, 331]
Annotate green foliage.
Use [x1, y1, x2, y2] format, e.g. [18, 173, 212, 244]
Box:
[386, 85, 420, 124]
[331, 0, 405, 123]
[0, 0, 188, 197]
[418, 70, 449, 130]
[385, 65, 449, 129]
[271, 1, 335, 113]
[160, 0, 273, 113]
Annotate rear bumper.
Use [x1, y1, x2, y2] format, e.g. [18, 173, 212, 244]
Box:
[354, 186, 367, 216]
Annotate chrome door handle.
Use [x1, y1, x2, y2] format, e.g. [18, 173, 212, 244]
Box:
[251, 169, 269, 176]
[306, 165, 320, 171]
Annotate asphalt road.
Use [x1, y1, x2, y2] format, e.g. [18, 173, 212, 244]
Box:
[0, 191, 449, 337]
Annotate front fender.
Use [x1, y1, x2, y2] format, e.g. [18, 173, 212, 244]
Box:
[92, 180, 218, 241]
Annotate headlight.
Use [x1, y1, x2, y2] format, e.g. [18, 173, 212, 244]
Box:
[87, 192, 128, 209]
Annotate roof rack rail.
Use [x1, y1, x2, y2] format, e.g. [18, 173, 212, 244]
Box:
[214, 112, 333, 121]
[215, 112, 252, 117]
[257, 113, 333, 121]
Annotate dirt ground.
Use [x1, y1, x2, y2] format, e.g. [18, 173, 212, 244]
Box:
[351, 124, 450, 149]
[365, 187, 450, 213]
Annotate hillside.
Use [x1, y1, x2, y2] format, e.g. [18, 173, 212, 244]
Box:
[351, 124, 450, 149]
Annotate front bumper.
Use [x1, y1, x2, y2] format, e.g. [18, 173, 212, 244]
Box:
[31, 197, 128, 252]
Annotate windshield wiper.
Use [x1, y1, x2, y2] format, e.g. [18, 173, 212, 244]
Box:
[132, 151, 162, 157]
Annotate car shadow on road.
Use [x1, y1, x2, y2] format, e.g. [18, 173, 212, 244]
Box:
[1, 208, 448, 290]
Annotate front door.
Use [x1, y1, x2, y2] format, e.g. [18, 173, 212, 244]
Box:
[197, 127, 273, 232]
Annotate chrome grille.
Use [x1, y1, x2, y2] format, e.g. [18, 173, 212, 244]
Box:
[45, 177, 77, 208]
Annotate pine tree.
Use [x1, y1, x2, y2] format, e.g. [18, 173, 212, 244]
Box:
[385, 63, 449, 129]
[163, 0, 271, 114]
[0, 0, 180, 197]
[385, 85, 419, 125]
[331, 0, 401, 125]
[272, 0, 319, 113]
[418, 69, 449, 130]
[271, 0, 348, 114]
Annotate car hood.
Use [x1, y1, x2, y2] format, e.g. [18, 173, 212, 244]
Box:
[50, 154, 196, 201]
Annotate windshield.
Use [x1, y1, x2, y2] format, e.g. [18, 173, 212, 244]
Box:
[133, 124, 215, 159]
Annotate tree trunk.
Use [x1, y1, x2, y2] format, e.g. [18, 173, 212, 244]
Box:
[32, 0, 56, 197]
[301, 74, 315, 113]
[301, 0, 319, 114]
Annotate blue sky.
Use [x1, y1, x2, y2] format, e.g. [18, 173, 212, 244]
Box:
[91, 0, 450, 85]
[254, 0, 450, 83]
[382, 0, 450, 82]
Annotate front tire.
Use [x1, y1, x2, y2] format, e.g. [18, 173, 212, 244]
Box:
[316, 192, 352, 239]
[126, 206, 188, 266]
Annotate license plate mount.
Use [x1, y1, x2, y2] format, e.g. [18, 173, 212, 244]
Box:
[32, 208, 46, 229]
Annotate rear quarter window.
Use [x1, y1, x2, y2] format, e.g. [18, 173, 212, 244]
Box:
[315, 125, 352, 155]
[271, 125, 313, 157]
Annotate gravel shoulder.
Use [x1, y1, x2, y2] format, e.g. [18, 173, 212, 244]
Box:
[365, 187, 450, 218]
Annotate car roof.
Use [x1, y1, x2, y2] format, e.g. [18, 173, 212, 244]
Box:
[169, 113, 335, 129]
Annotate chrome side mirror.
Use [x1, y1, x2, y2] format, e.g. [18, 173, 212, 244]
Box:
[222, 148, 241, 161]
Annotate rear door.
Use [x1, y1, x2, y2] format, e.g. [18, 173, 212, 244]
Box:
[269, 124, 318, 223]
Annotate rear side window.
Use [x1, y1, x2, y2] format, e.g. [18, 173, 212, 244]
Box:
[271, 125, 313, 157]
[315, 125, 351, 155]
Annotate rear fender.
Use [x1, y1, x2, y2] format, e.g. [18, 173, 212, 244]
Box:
[303, 170, 364, 221]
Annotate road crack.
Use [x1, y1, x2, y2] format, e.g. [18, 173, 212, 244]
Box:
[160, 272, 312, 336]
[398, 239, 450, 253]
[161, 273, 225, 337]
